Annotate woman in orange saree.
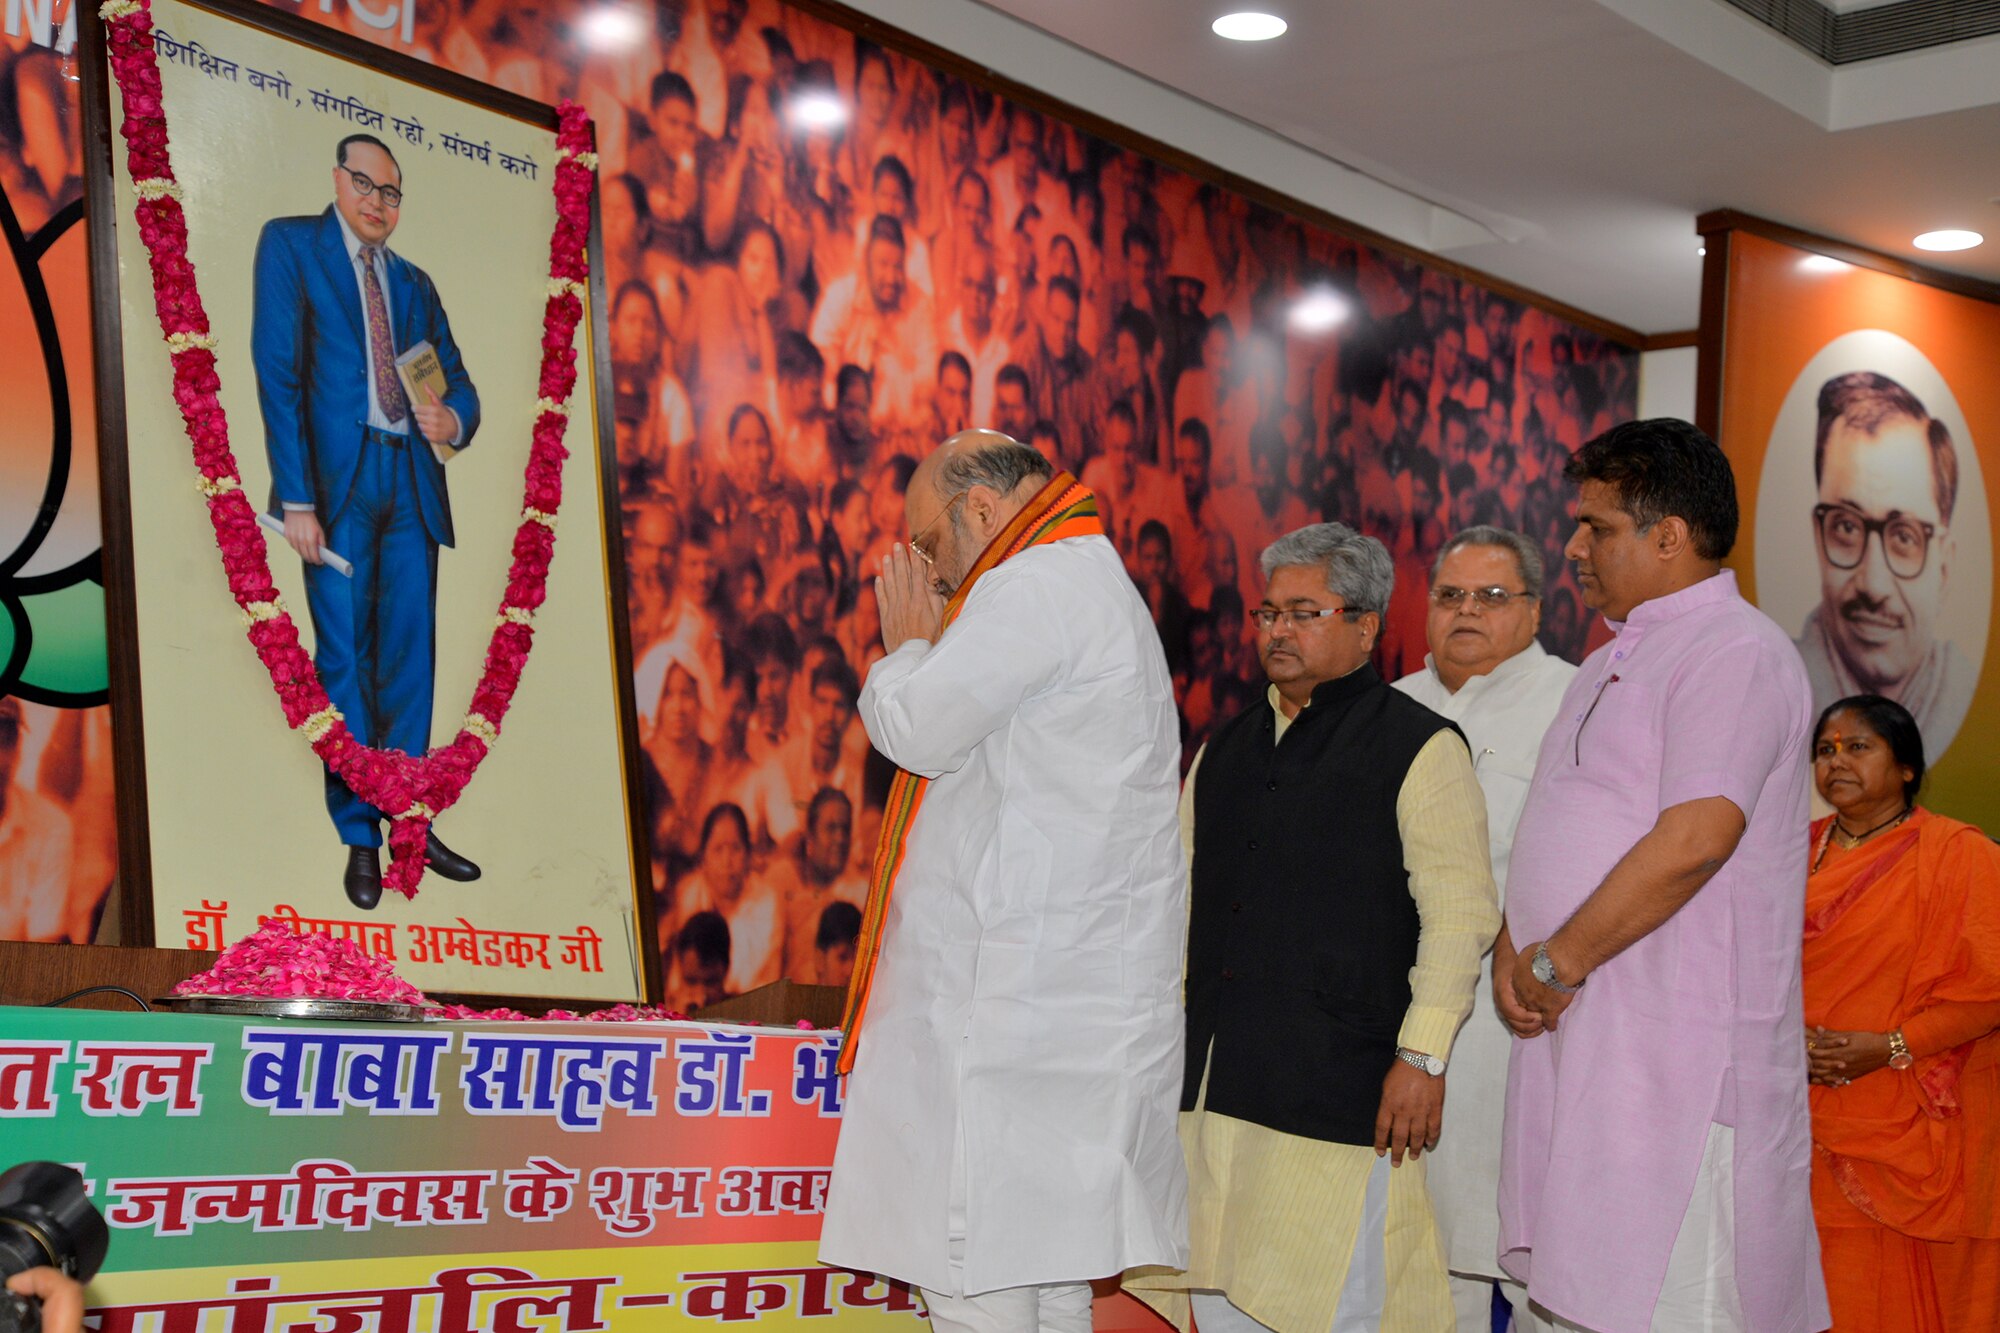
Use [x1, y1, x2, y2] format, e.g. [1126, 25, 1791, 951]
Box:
[1803, 695, 2000, 1332]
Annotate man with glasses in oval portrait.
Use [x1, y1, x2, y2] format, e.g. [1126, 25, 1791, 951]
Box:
[1794, 371, 1973, 760]
[252, 132, 482, 910]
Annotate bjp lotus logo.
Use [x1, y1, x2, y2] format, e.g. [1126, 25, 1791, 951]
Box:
[0, 181, 106, 708]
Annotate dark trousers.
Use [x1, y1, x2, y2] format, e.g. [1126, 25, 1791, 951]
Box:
[300, 432, 438, 847]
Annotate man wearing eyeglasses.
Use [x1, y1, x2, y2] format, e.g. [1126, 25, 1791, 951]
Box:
[1391, 526, 1576, 1333]
[252, 132, 481, 910]
[1794, 371, 1972, 761]
[821, 430, 1187, 1333]
[1130, 522, 1499, 1333]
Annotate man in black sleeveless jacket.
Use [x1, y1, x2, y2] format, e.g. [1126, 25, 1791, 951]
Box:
[1132, 521, 1499, 1333]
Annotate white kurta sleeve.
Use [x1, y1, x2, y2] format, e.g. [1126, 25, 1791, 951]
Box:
[859, 566, 1069, 779]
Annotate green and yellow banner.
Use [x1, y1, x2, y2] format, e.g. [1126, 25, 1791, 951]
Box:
[0, 1006, 919, 1329]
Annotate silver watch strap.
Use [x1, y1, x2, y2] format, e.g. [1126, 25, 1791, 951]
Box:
[1397, 1048, 1443, 1076]
[1534, 941, 1583, 994]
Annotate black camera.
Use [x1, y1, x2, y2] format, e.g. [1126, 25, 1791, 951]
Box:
[0, 1163, 107, 1333]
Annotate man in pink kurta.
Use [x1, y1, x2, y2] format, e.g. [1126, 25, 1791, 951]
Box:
[1495, 419, 1829, 1333]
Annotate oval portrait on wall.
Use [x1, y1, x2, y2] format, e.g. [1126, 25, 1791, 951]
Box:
[1754, 329, 1991, 764]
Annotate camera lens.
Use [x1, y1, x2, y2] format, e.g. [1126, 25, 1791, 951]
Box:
[0, 1163, 108, 1285]
[0, 1224, 51, 1280]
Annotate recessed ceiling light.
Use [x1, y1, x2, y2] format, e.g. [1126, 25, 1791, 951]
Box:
[1288, 288, 1348, 333]
[577, 5, 643, 50]
[1799, 254, 1849, 274]
[786, 91, 849, 131]
[1697, 246, 1707, 257]
[1913, 229, 1983, 252]
[1213, 12, 1287, 41]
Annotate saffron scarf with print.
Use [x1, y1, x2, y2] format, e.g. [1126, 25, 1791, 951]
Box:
[837, 472, 1102, 1075]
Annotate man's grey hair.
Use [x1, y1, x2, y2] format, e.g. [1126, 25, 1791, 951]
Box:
[934, 431, 1053, 497]
[1432, 525, 1545, 600]
[1259, 522, 1393, 616]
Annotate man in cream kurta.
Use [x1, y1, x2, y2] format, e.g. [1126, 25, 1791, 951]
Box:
[1393, 527, 1576, 1332]
[1132, 522, 1499, 1333]
[820, 432, 1187, 1333]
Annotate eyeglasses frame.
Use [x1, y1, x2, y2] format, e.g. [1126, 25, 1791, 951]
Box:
[1812, 502, 1938, 581]
[338, 163, 405, 209]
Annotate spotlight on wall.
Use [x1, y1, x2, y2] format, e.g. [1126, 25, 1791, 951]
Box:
[1913, 229, 1983, 252]
[578, 5, 644, 51]
[1799, 254, 1849, 274]
[1212, 12, 1288, 41]
[1288, 288, 1349, 334]
[786, 92, 849, 131]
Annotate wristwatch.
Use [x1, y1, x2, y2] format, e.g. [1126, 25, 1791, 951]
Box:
[1531, 942, 1584, 995]
[1887, 1030, 1913, 1070]
[1397, 1048, 1445, 1077]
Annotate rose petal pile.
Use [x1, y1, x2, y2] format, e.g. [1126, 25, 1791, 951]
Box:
[427, 1002, 536, 1022]
[100, 0, 598, 899]
[428, 1001, 693, 1022]
[580, 1003, 691, 1023]
[176, 923, 710, 1022]
[176, 920, 429, 1004]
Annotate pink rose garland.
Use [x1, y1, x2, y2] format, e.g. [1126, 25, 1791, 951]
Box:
[99, 0, 597, 897]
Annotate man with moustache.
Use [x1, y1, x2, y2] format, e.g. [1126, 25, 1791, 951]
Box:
[1079, 402, 1172, 563]
[1794, 371, 1973, 759]
[1010, 275, 1093, 458]
[942, 245, 1010, 426]
[1165, 418, 1224, 605]
[780, 654, 866, 836]
[993, 364, 1035, 443]
[810, 215, 937, 432]
[1098, 308, 1165, 463]
[990, 105, 1069, 261]
[1214, 425, 1314, 615]
[773, 786, 864, 978]
[821, 430, 1186, 1333]
[1498, 419, 1825, 1332]
[1393, 527, 1575, 1332]
[934, 351, 974, 439]
[1133, 522, 1498, 1333]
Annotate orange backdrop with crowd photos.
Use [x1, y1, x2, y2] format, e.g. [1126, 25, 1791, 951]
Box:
[0, 0, 1636, 1003]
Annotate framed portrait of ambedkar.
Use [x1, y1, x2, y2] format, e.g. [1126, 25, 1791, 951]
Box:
[81, 0, 657, 1004]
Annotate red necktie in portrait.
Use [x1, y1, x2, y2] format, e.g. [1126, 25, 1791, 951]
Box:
[362, 247, 408, 424]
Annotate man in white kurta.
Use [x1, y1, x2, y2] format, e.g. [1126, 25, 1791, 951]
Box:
[1393, 528, 1576, 1333]
[819, 431, 1188, 1333]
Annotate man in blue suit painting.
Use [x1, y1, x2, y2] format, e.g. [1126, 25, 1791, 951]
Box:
[253, 133, 483, 910]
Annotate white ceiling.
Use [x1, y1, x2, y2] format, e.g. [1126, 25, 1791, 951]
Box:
[954, 0, 2000, 336]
